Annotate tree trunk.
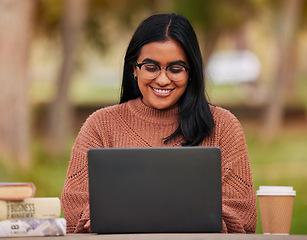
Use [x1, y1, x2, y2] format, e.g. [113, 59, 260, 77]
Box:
[262, 0, 303, 140]
[47, 0, 88, 154]
[203, 31, 220, 69]
[0, 0, 36, 168]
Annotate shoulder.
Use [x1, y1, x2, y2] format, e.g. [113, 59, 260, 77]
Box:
[209, 105, 239, 124]
[75, 102, 129, 136]
[208, 105, 248, 166]
[86, 101, 129, 123]
[209, 104, 245, 137]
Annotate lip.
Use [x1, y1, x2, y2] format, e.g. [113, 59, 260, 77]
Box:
[150, 86, 174, 97]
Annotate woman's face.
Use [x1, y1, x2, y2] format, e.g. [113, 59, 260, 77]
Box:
[134, 39, 189, 110]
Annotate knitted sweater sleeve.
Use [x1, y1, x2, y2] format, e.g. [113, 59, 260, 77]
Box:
[215, 109, 257, 233]
[61, 113, 103, 233]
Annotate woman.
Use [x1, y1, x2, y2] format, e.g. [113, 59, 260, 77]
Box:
[61, 13, 257, 233]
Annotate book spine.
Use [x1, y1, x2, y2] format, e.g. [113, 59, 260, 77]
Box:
[0, 218, 66, 237]
[0, 182, 36, 200]
[0, 198, 61, 220]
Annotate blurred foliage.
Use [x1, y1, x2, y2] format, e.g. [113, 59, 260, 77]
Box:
[174, 0, 259, 33]
[257, 0, 307, 33]
[301, 2, 307, 28]
[88, 0, 151, 27]
[36, 0, 63, 37]
[34, 0, 163, 56]
[85, 16, 108, 54]
[32, 0, 307, 52]
[32, 0, 307, 69]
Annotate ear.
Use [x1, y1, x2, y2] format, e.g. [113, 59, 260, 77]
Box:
[133, 64, 138, 80]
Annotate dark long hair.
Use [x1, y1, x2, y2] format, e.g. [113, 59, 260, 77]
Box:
[120, 13, 214, 146]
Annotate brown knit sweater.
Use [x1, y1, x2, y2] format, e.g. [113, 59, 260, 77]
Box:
[61, 97, 257, 233]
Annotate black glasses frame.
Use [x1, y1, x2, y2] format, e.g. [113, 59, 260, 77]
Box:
[136, 62, 190, 81]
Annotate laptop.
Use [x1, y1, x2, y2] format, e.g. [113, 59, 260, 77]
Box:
[88, 147, 222, 234]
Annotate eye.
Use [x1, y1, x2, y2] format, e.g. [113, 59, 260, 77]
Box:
[143, 64, 159, 72]
[168, 65, 185, 74]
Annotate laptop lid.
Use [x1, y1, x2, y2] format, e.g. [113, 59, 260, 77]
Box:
[88, 147, 222, 234]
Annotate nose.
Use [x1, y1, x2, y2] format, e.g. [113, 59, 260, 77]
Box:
[155, 68, 171, 86]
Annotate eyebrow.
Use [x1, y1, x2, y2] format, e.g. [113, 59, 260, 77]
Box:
[141, 58, 159, 65]
[141, 58, 188, 66]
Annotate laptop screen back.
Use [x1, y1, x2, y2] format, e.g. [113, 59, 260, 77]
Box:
[88, 147, 222, 234]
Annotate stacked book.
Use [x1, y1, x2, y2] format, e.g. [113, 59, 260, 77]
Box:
[0, 182, 66, 237]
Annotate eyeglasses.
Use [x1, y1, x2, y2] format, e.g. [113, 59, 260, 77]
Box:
[136, 62, 190, 81]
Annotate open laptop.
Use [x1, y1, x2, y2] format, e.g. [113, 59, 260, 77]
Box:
[88, 147, 222, 234]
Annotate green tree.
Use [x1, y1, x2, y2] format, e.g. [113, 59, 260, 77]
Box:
[173, 0, 258, 66]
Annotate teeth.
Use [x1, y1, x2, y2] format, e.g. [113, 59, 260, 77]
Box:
[152, 88, 171, 94]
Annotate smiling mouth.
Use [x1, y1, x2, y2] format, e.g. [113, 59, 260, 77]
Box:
[151, 87, 173, 95]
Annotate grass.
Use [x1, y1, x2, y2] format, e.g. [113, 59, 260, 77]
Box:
[0, 139, 71, 198]
[244, 124, 307, 234]
[1, 124, 306, 234]
[30, 76, 121, 106]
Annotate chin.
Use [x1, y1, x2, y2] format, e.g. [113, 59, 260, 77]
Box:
[154, 106, 169, 110]
[153, 102, 177, 110]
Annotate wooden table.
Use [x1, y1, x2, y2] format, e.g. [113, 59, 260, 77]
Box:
[1, 233, 307, 240]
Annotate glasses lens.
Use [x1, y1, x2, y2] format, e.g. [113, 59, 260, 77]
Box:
[139, 63, 188, 81]
[140, 63, 160, 79]
[167, 65, 186, 81]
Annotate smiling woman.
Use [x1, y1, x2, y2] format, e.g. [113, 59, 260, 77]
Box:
[134, 40, 189, 110]
[61, 13, 257, 234]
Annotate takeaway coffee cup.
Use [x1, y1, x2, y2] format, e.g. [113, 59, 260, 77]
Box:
[256, 186, 296, 235]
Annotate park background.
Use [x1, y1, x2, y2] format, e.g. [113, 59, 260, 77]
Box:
[0, 0, 306, 235]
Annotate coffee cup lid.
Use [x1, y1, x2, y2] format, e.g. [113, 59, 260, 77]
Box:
[256, 186, 296, 196]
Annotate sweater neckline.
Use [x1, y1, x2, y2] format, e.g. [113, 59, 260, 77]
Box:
[127, 97, 179, 125]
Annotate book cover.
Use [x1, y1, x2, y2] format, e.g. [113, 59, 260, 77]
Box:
[0, 197, 61, 220]
[0, 218, 66, 237]
[0, 183, 36, 200]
